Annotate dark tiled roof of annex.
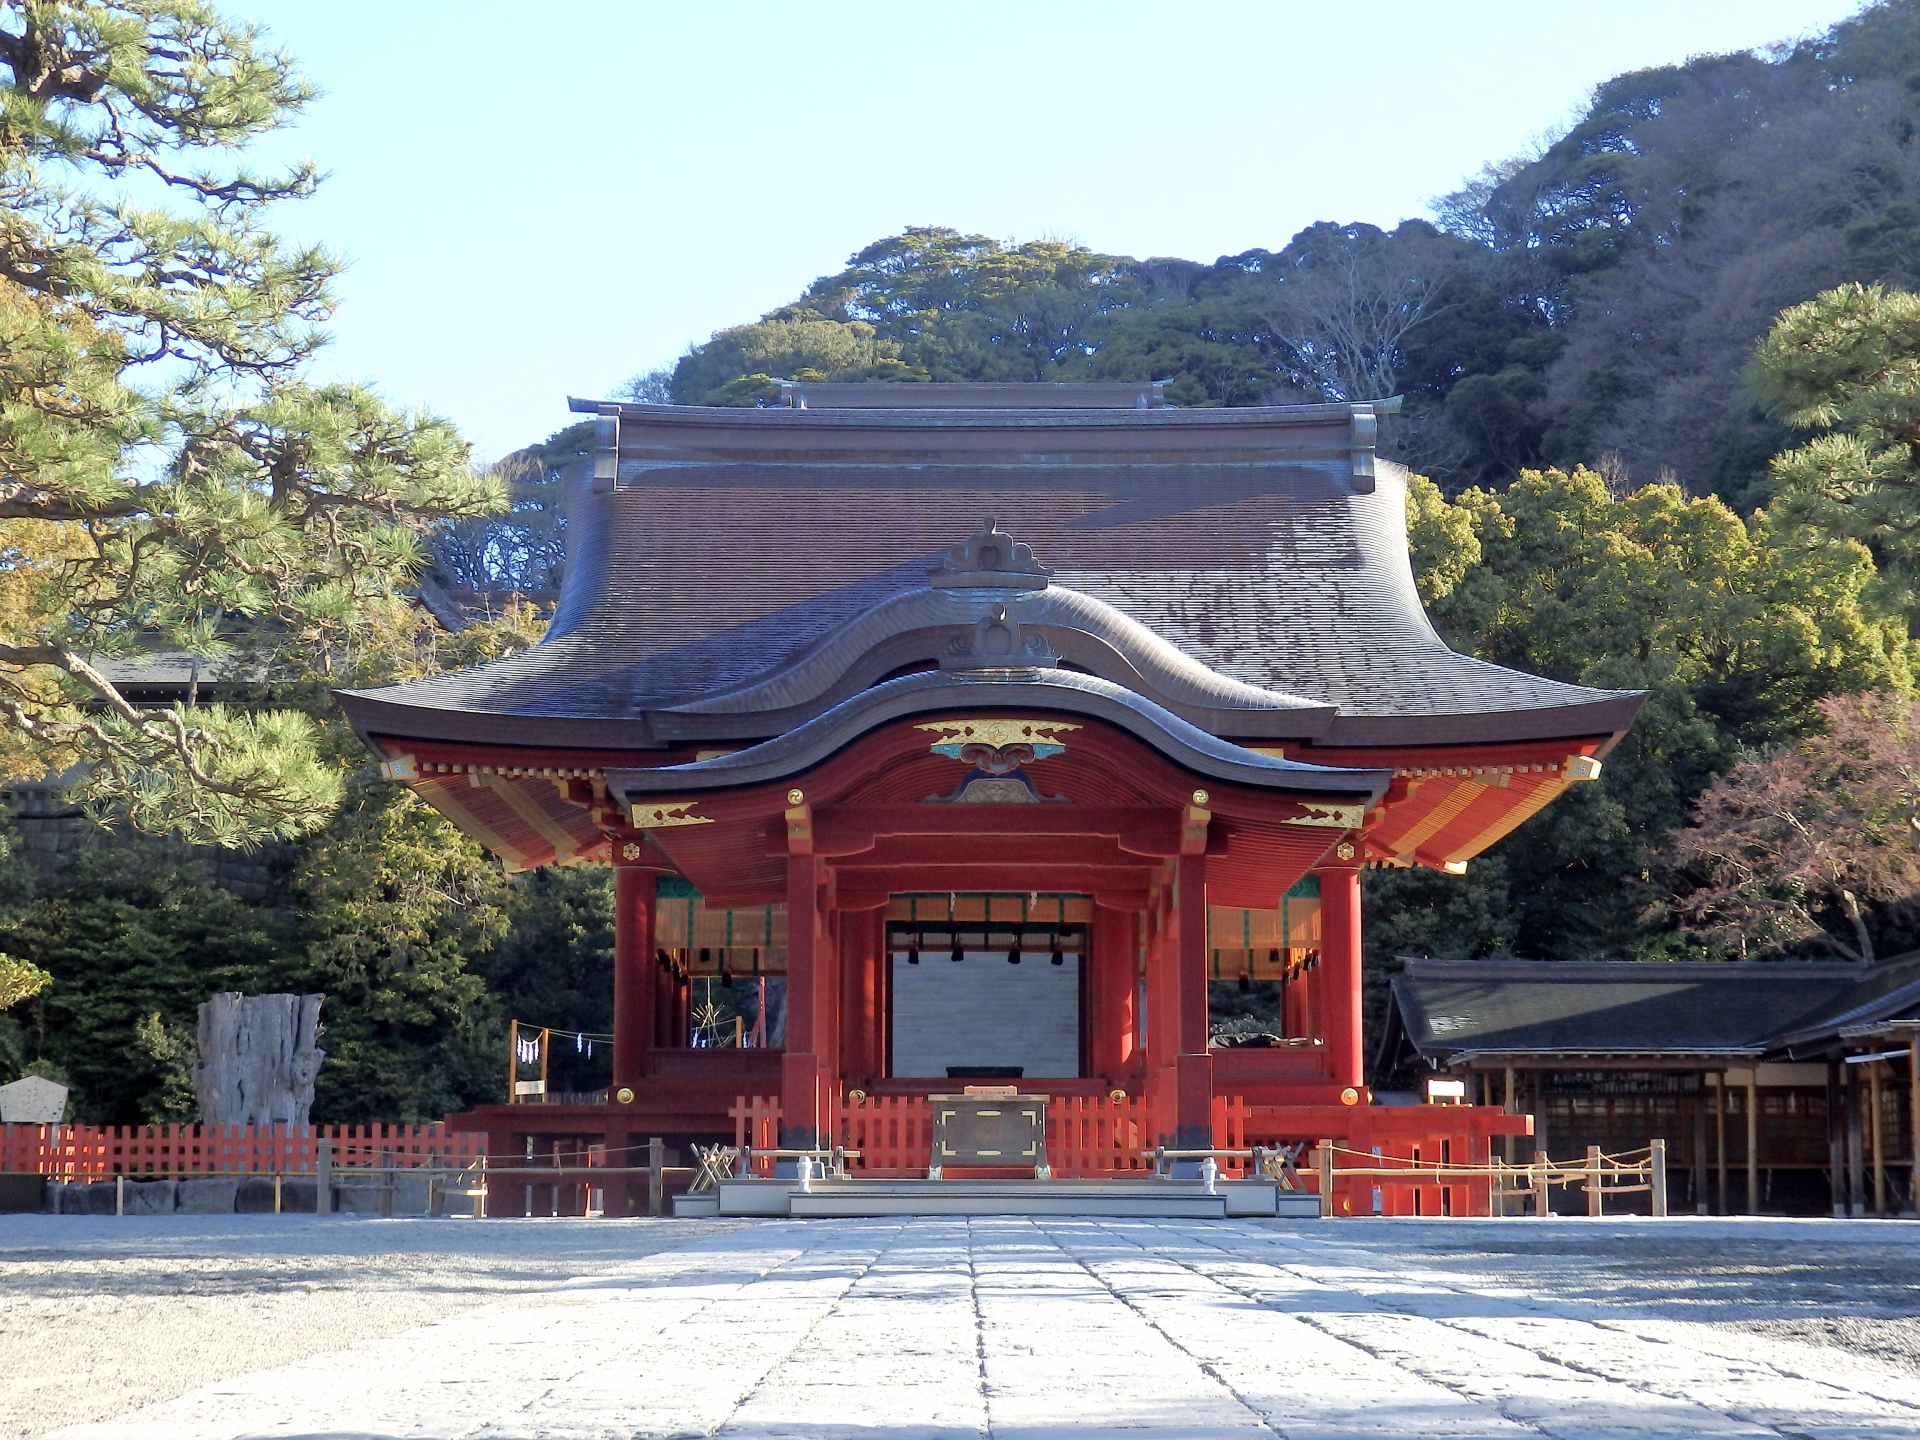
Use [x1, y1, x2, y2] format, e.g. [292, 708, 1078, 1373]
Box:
[1392, 955, 1920, 1061]
[337, 387, 1643, 750]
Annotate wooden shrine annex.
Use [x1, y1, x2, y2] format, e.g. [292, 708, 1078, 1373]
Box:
[336, 380, 1645, 1214]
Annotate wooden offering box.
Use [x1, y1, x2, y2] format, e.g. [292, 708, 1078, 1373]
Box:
[931, 1088, 1048, 1177]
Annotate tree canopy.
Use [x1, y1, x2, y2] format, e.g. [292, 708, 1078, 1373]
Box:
[1752, 282, 1920, 621]
[1366, 466, 1914, 964]
[1659, 693, 1920, 963]
[0, 1, 501, 848]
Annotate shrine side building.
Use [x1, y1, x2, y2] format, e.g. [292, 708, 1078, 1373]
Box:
[336, 382, 1644, 1203]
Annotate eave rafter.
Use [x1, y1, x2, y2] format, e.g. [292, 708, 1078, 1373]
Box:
[1354, 747, 1606, 873]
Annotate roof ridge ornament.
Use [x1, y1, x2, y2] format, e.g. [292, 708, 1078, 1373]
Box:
[929, 518, 1051, 591]
[940, 600, 1060, 672]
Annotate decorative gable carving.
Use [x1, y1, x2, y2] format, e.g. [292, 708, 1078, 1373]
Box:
[929, 518, 1051, 590]
[940, 601, 1059, 671]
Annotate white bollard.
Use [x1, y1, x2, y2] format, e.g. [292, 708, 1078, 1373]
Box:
[1200, 1157, 1218, 1195]
[796, 1154, 813, 1194]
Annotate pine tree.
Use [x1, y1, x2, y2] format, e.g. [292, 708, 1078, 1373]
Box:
[0, 2, 501, 847]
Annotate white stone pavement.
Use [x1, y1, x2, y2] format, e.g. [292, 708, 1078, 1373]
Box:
[35, 1215, 1920, 1440]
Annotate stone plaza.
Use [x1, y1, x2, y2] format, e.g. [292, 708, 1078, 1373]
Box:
[5, 1213, 1919, 1438]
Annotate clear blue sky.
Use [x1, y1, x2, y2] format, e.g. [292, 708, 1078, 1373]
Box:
[236, 1, 1871, 458]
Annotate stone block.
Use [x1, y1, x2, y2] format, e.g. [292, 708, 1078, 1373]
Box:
[121, 1179, 176, 1215]
[234, 1177, 276, 1213]
[334, 1181, 385, 1214]
[60, 1180, 116, 1214]
[333, 1171, 438, 1215]
[278, 1177, 319, 1213]
[229, 1176, 318, 1213]
[0, 1174, 44, 1212]
[394, 1172, 431, 1213]
[176, 1176, 241, 1214]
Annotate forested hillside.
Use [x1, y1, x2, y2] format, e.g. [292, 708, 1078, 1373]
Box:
[629, 0, 1920, 511]
[12, 0, 1920, 1119]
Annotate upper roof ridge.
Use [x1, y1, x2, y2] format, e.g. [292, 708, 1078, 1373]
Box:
[928, 518, 1051, 591]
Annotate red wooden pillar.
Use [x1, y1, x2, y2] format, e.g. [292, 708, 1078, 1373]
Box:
[780, 853, 823, 1148]
[867, 910, 888, 1083]
[1315, 857, 1366, 1096]
[1143, 880, 1175, 1133]
[1090, 902, 1137, 1081]
[611, 864, 655, 1094]
[652, 942, 673, 1048]
[820, 901, 842, 1095]
[1172, 851, 1214, 1149]
[839, 906, 881, 1085]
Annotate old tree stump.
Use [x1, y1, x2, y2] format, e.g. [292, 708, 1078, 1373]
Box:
[193, 993, 326, 1126]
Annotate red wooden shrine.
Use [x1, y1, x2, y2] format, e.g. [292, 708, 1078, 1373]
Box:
[338, 382, 1640, 1213]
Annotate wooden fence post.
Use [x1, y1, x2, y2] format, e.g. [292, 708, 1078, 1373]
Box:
[1650, 1138, 1668, 1218]
[115, 1174, 124, 1216]
[1586, 1144, 1604, 1218]
[648, 1136, 664, 1217]
[1532, 1149, 1549, 1218]
[316, 1137, 332, 1216]
[379, 1147, 394, 1219]
[1315, 1140, 1334, 1218]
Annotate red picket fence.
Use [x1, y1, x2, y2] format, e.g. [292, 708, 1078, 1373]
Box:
[833, 1094, 935, 1174]
[0, 1123, 487, 1181]
[730, 1094, 1158, 1178]
[729, 1096, 782, 1161]
[1049, 1095, 1154, 1177]
[726, 1092, 1524, 1210]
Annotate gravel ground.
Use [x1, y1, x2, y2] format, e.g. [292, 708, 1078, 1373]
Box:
[4, 1213, 1919, 1438]
[0, 1214, 742, 1439]
[1313, 1219, 1920, 1376]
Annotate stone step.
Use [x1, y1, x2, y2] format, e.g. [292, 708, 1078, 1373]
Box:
[710, 1177, 1319, 1219]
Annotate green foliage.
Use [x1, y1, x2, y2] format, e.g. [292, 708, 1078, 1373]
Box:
[1752, 281, 1920, 620]
[132, 1009, 196, 1121]
[1404, 473, 1479, 606]
[1401, 466, 1910, 959]
[0, 1, 503, 846]
[474, 864, 613, 1095]
[0, 950, 47, 1009]
[1436, 0, 1920, 501]
[643, 5, 1920, 505]
[656, 223, 1538, 475]
[276, 777, 507, 1122]
[1, 844, 285, 1121]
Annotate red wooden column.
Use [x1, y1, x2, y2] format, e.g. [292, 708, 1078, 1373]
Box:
[611, 863, 656, 1095]
[1143, 879, 1176, 1134]
[866, 909, 889, 1083]
[837, 905, 884, 1085]
[1089, 901, 1138, 1082]
[1315, 854, 1367, 1096]
[781, 851, 824, 1148]
[1172, 851, 1214, 1149]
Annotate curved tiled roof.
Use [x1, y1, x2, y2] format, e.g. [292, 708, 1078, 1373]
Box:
[336, 396, 1642, 752]
[606, 669, 1388, 801]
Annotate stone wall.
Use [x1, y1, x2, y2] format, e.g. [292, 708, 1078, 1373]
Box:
[2, 779, 294, 903]
[44, 1173, 467, 1216]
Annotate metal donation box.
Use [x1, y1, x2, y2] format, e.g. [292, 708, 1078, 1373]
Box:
[929, 1090, 1049, 1178]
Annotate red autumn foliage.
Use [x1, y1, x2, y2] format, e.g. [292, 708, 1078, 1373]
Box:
[1661, 693, 1920, 961]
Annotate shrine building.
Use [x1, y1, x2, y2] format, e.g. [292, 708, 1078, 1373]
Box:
[337, 381, 1643, 1208]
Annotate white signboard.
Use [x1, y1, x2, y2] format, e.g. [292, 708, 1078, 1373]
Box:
[0, 1075, 68, 1124]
